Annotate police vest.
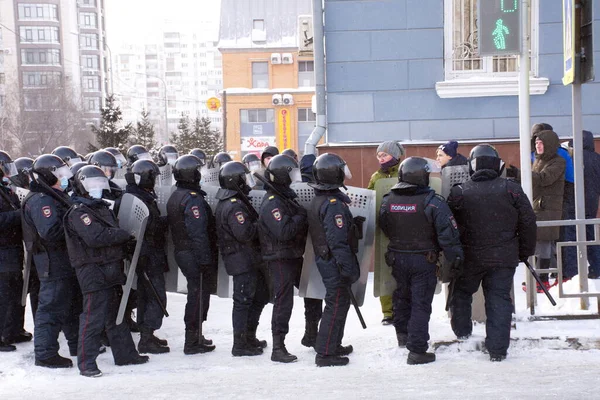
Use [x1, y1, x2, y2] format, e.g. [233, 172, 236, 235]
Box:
[167, 188, 195, 252]
[384, 191, 438, 252]
[258, 194, 307, 261]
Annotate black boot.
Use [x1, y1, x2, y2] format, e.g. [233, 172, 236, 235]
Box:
[184, 330, 215, 355]
[35, 354, 73, 368]
[336, 344, 353, 356]
[271, 335, 297, 363]
[315, 353, 349, 367]
[115, 353, 149, 366]
[150, 334, 168, 347]
[201, 335, 213, 346]
[231, 333, 262, 357]
[247, 329, 267, 349]
[138, 331, 170, 354]
[301, 320, 318, 348]
[0, 340, 16, 352]
[4, 330, 33, 345]
[407, 351, 436, 365]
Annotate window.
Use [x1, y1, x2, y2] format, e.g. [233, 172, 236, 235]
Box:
[438, 0, 547, 98]
[241, 109, 274, 123]
[18, 4, 58, 21]
[85, 77, 99, 91]
[19, 26, 59, 43]
[82, 55, 98, 69]
[298, 61, 314, 87]
[21, 49, 61, 65]
[80, 12, 97, 28]
[252, 62, 268, 88]
[252, 19, 266, 42]
[22, 72, 62, 87]
[85, 97, 100, 112]
[80, 0, 97, 6]
[298, 108, 316, 122]
[253, 19, 265, 31]
[80, 33, 98, 49]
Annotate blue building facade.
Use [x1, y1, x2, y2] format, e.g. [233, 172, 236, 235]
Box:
[323, 0, 600, 144]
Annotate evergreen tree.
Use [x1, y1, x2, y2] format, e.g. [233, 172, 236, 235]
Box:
[132, 109, 157, 150]
[88, 94, 133, 152]
[170, 114, 223, 156]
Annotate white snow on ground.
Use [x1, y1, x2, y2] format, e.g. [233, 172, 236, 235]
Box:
[2, 264, 600, 400]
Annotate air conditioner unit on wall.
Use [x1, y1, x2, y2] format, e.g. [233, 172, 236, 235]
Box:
[281, 53, 293, 64]
[282, 94, 294, 106]
[271, 53, 281, 64]
[272, 94, 282, 106]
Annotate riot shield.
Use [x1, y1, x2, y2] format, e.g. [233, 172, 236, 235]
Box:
[202, 167, 220, 186]
[441, 164, 470, 199]
[373, 178, 398, 298]
[155, 185, 176, 216]
[16, 188, 32, 306]
[158, 164, 173, 187]
[114, 167, 126, 180]
[112, 178, 127, 190]
[294, 183, 376, 306]
[14, 187, 29, 204]
[116, 193, 150, 325]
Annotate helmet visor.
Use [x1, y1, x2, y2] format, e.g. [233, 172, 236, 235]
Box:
[343, 164, 352, 179]
[115, 154, 127, 168]
[164, 152, 178, 166]
[246, 160, 262, 173]
[67, 157, 82, 167]
[82, 176, 110, 194]
[423, 157, 441, 173]
[245, 173, 256, 188]
[137, 152, 152, 161]
[289, 167, 302, 183]
[2, 162, 18, 178]
[101, 165, 117, 180]
[52, 165, 74, 181]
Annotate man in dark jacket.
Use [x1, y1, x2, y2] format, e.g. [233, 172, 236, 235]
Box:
[0, 151, 25, 352]
[167, 155, 217, 355]
[64, 166, 148, 377]
[22, 154, 81, 368]
[380, 157, 463, 365]
[436, 140, 468, 169]
[258, 155, 307, 363]
[116, 159, 169, 354]
[448, 144, 537, 362]
[308, 153, 359, 367]
[215, 161, 269, 357]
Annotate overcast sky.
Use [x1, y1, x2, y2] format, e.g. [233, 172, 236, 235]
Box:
[105, 0, 222, 49]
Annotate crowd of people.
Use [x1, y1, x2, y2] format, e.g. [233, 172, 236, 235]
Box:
[0, 123, 598, 377]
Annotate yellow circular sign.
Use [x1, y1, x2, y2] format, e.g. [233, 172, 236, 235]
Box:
[206, 97, 221, 111]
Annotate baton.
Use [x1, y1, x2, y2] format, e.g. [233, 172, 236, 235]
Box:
[523, 259, 557, 306]
[347, 285, 367, 329]
[445, 278, 456, 312]
[143, 271, 169, 317]
[198, 272, 204, 340]
[252, 172, 301, 210]
[0, 186, 19, 210]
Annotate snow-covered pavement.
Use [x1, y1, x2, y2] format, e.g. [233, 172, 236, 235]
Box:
[2, 265, 600, 400]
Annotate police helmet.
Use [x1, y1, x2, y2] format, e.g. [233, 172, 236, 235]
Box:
[32, 154, 73, 186]
[281, 148, 298, 162]
[265, 154, 301, 187]
[310, 153, 351, 190]
[242, 153, 261, 172]
[11, 157, 34, 188]
[125, 159, 160, 190]
[468, 144, 504, 176]
[218, 161, 255, 193]
[0, 151, 17, 180]
[393, 157, 431, 190]
[52, 146, 82, 167]
[173, 155, 202, 184]
[189, 148, 207, 166]
[126, 145, 152, 165]
[104, 147, 127, 168]
[212, 152, 232, 168]
[158, 145, 179, 167]
[89, 150, 119, 180]
[74, 165, 110, 199]
[69, 161, 88, 184]
[261, 146, 279, 166]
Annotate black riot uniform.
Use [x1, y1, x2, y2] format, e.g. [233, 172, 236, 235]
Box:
[166, 155, 217, 355]
[115, 159, 170, 354]
[21, 155, 81, 368]
[380, 157, 463, 365]
[0, 153, 25, 351]
[64, 165, 148, 377]
[215, 161, 269, 357]
[307, 153, 360, 367]
[448, 145, 537, 362]
[258, 155, 308, 363]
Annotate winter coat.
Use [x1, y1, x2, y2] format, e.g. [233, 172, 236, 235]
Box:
[583, 130, 600, 218]
[367, 164, 399, 190]
[532, 130, 566, 241]
[442, 153, 468, 169]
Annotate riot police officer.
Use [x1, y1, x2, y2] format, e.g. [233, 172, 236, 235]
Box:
[215, 161, 269, 357]
[167, 155, 217, 355]
[157, 145, 179, 167]
[0, 152, 25, 352]
[261, 146, 279, 167]
[258, 155, 307, 363]
[11, 157, 34, 189]
[52, 146, 82, 167]
[242, 153, 262, 173]
[189, 149, 207, 167]
[88, 150, 122, 200]
[380, 157, 463, 365]
[104, 147, 128, 170]
[126, 145, 152, 167]
[281, 149, 298, 163]
[307, 153, 358, 367]
[117, 159, 170, 354]
[211, 152, 232, 169]
[22, 154, 81, 368]
[64, 166, 149, 377]
[448, 144, 537, 362]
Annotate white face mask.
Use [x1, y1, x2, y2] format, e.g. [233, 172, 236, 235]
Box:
[88, 188, 103, 199]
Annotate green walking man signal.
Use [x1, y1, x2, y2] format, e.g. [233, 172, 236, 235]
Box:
[479, 0, 521, 56]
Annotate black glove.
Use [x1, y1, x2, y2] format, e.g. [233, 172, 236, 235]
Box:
[124, 236, 137, 259]
[519, 255, 530, 263]
[353, 216, 366, 240]
[450, 256, 463, 277]
[506, 165, 519, 179]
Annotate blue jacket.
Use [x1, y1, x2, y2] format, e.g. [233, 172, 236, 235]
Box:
[531, 147, 574, 183]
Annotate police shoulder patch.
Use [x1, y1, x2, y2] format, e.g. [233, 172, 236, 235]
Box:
[235, 211, 245, 224]
[272, 208, 282, 221]
[80, 213, 92, 226]
[41, 205, 52, 218]
[191, 205, 200, 219]
[334, 214, 344, 228]
[449, 215, 458, 230]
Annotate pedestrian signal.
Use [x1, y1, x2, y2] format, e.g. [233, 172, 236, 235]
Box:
[478, 0, 522, 56]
